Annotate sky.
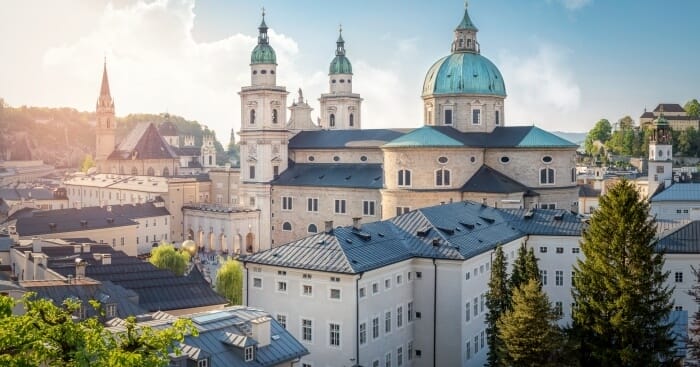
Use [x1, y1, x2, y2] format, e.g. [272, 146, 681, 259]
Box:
[1, 0, 699, 144]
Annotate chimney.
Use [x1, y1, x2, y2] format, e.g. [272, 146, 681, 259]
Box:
[75, 258, 86, 279]
[250, 316, 271, 347]
[102, 254, 111, 265]
[324, 220, 334, 234]
[32, 237, 42, 253]
[352, 217, 362, 231]
[82, 243, 91, 253]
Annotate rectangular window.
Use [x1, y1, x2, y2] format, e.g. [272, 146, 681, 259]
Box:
[676, 272, 684, 283]
[277, 314, 287, 329]
[408, 341, 413, 361]
[372, 282, 379, 294]
[360, 322, 367, 345]
[199, 358, 210, 367]
[397, 306, 403, 328]
[540, 270, 548, 286]
[249, 165, 255, 179]
[408, 302, 414, 322]
[466, 302, 471, 322]
[540, 246, 547, 253]
[465, 271, 470, 280]
[466, 341, 471, 360]
[282, 196, 293, 211]
[303, 284, 313, 296]
[307, 198, 318, 212]
[481, 330, 485, 348]
[556, 247, 564, 254]
[253, 278, 262, 288]
[473, 297, 478, 317]
[480, 294, 485, 313]
[373, 361, 379, 367]
[363, 200, 376, 216]
[495, 110, 500, 125]
[657, 165, 665, 173]
[444, 108, 453, 125]
[372, 317, 380, 339]
[385, 278, 391, 289]
[273, 165, 279, 177]
[329, 323, 340, 347]
[334, 199, 347, 214]
[105, 304, 117, 318]
[555, 301, 563, 317]
[330, 288, 341, 300]
[396, 274, 403, 285]
[385, 353, 391, 367]
[472, 109, 481, 125]
[277, 281, 287, 293]
[385, 311, 392, 333]
[572, 247, 580, 254]
[397, 346, 403, 366]
[302, 319, 312, 342]
[359, 287, 366, 298]
[474, 335, 479, 353]
[396, 206, 410, 216]
[330, 276, 341, 282]
[556, 270, 563, 286]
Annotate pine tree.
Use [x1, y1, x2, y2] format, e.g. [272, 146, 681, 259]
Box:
[498, 279, 562, 367]
[510, 245, 540, 291]
[571, 179, 676, 365]
[486, 245, 509, 367]
[525, 247, 541, 285]
[686, 266, 700, 366]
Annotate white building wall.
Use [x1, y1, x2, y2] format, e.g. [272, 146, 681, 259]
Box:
[651, 201, 700, 221]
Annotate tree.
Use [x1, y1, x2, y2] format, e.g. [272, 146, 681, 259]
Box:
[685, 99, 700, 118]
[585, 119, 612, 155]
[486, 245, 509, 367]
[0, 293, 196, 366]
[497, 279, 562, 367]
[215, 259, 244, 305]
[510, 245, 540, 291]
[572, 179, 676, 366]
[80, 154, 96, 173]
[149, 244, 190, 276]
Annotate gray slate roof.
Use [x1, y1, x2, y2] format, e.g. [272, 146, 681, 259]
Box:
[651, 183, 700, 202]
[108, 123, 179, 160]
[14, 202, 168, 236]
[289, 129, 407, 149]
[0, 188, 56, 201]
[272, 163, 383, 189]
[654, 104, 685, 113]
[657, 221, 700, 254]
[244, 201, 583, 274]
[461, 165, 529, 193]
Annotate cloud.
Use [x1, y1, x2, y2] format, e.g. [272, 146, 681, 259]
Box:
[496, 43, 581, 127]
[550, 0, 592, 10]
[40, 0, 419, 143]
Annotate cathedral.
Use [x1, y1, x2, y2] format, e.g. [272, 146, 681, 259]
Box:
[93, 4, 579, 253]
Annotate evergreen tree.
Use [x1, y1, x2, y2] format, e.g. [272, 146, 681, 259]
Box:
[509, 245, 529, 291]
[571, 179, 676, 366]
[498, 279, 562, 367]
[525, 247, 540, 285]
[486, 245, 509, 367]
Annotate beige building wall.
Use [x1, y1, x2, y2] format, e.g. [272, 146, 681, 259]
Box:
[289, 148, 383, 164]
[183, 206, 260, 254]
[423, 94, 505, 133]
[164, 178, 211, 242]
[104, 158, 179, 177]
[271, 186, 382, 246]
[209, 167, 240, 205]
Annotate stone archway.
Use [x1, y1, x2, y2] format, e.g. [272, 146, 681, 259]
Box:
[234, 234, 242, 255]
[197, 230, 204, 249]
[219, 233, 226, 253]
[208, 232, 215, 252]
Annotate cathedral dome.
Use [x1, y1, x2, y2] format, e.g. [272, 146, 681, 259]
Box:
[422, 52, 506, 97]
[251, 44, 277, 65]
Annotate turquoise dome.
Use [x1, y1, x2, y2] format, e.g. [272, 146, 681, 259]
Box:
[329, 55, 352, 74]
[422, 52, 506, 97]
[251, 44, 276, 65]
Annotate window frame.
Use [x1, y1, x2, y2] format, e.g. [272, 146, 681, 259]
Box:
[307, 197, 319, 212]
[539, 167, 555, 185]
[435, 168, 451, 187]
[397, 169, 412, 187]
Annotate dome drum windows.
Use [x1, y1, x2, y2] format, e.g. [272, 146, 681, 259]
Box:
[349, 113, 354, 127]
[329, 113, 336, 127]
[250, 109, 256, 125]
[437, 156, 449, 164]
[272, 109, 278, 124]
[472, 108, 481, 125]
[360, 156, 367, 162]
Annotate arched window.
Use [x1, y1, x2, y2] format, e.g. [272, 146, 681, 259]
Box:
[246, 233, 254, 253]
[349, 113, 354, 127]
[250, 109, 256, 124]
[272, 109, 278, 124]
[330, 114, 336, 127]
[571, 167, 576, 183]
[131, 167, 138, 175]
[282, 222, 292, 231]
[540, 168, 555, 185]
[106, 119, 110, 129]
[435, 168, 451, 186]
[398, 169, 412, 187]
[308, 224, 318, 233]
[146, 167, 155, 176]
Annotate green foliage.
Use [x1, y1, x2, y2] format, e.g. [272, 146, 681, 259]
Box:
[486, 245, 509, 367]
[510, 246, 540, 291]
[497, 279, 563, 367]
[687, 267, 700, 364]
[80, 154, 96, 173]
[685, 99, 700, 118]
[149, 244, 190, 276]
[605, 116, 644, 157]
[584, 119, 612, 155]
[215, 259, 244, 305]
[572, 179, 676, 366]
[0, 293, 195, 367]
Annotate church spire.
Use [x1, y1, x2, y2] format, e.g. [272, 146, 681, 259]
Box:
[258, 7, 269, 45]
[452, 1, 479, 53]
[335, 25, 346, 56]
[100, 58, 112, 98]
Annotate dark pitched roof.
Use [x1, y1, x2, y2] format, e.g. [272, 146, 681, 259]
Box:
[107, 123, 178, 160]
[640, 111, 655, 118]
[578, 184, 601, 198]
[244, 201, 583, 274]
[0, 188, 57, 201]
[657, 221, 700, 254]
[158, 121, 179, 137]
[14, 203, 168, 236]
[654, 104, 685, 113]
[288, 129, 407, 149]
[272, 163, 383, 189]
[461, 165, 528, 193]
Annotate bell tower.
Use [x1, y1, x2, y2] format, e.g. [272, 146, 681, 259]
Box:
[95, 59, 116, 166]
[648, 112, 673, 195]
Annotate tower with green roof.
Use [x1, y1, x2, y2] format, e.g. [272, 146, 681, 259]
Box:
[238, 9, 289, 251]
[319, 26, 363, 130]
[648, 111, 673, 194]
[422, 2, 506, 133]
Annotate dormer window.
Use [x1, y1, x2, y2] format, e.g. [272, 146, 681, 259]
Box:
[105, 303, 117, 318]
[244, 346, 254, 362]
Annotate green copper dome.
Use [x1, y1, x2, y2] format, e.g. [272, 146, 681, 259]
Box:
[329, 30, 352, 75]
[251, 44, 277, 65]
[422, 53, 506, 97]
[251, 12, 277, 65]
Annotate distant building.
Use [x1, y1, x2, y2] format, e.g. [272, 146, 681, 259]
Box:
[651, 183, 700, 220]
[640, 103, 699, 131]
[0, 186, 67, 221]
[106, 306, 309, 367]
[0, 160, 55, 186]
